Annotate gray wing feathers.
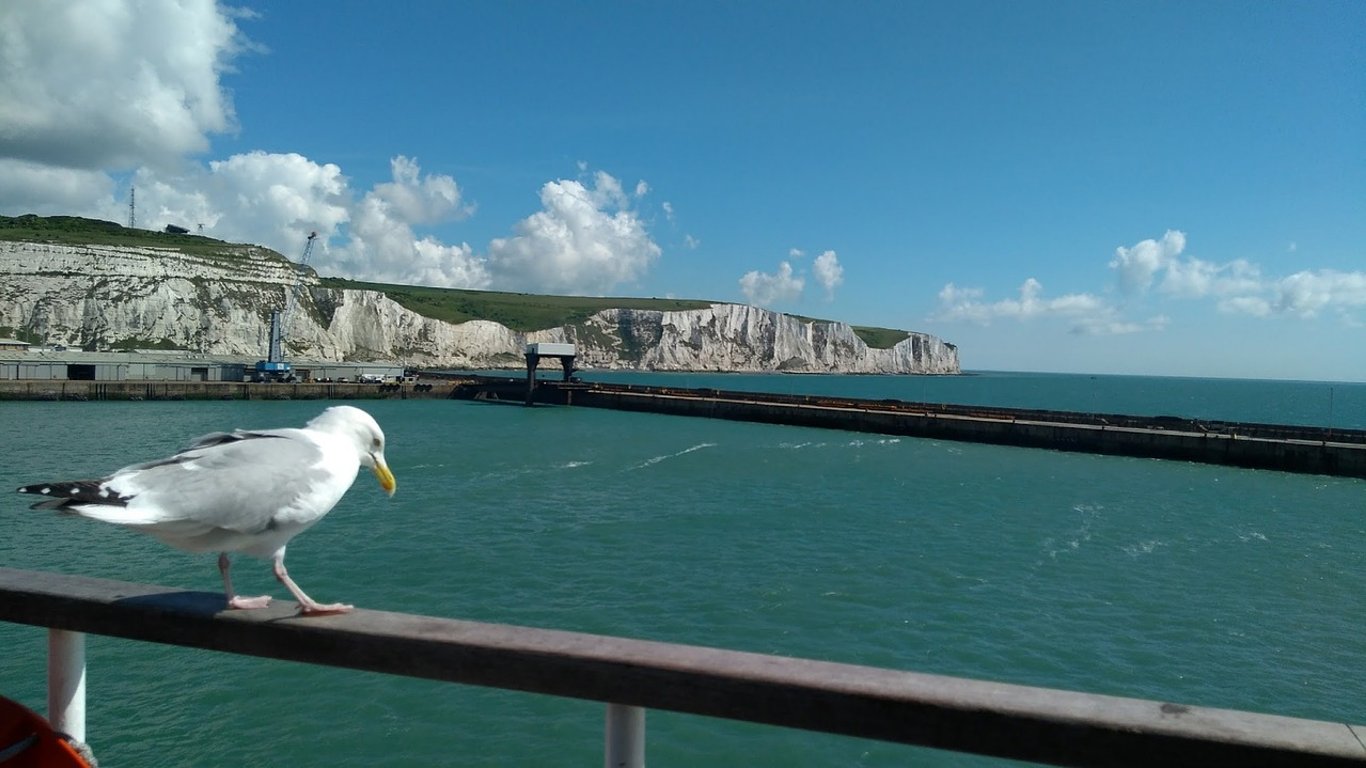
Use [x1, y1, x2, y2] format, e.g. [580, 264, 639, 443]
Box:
[109, 431, 336, 535]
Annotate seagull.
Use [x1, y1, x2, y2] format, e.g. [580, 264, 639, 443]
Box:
[16, 405, 397, 615]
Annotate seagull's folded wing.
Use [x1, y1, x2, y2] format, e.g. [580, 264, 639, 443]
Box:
[94, 431, 339, 541]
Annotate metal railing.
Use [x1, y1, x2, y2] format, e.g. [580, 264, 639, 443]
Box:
[1, 567, 1362, 767]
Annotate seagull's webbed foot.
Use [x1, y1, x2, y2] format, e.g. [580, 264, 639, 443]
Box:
[272, 554, 353, 616]
[228, 594, 273, 610]
[297, 600, 354, 616]
[219, 553, 274, 610]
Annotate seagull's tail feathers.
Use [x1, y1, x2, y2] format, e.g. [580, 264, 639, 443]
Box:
[15, 480, 154, 524]
[18, 480, 114, 506]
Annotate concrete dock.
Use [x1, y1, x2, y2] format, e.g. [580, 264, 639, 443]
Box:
[0, 379, 456, 401]
[453, 375, 1366, 479]
[5, 373, 1362, 478]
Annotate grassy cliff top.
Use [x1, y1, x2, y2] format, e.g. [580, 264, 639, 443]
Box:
[324, 278, 911, 348]
[2, 214, 913, 349]
[320, 278, 715, 331]
[0, 213, 267, 259]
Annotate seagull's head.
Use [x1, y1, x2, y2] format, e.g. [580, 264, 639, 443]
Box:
[311, 406, 397, 496]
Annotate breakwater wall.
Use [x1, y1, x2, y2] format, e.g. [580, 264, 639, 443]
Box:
[455, 377, 1366, 478]
[0, 379, 455, 401]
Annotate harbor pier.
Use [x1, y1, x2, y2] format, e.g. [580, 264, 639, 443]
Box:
[452, 376, 1366, 478]
[0, 379, 454, 401]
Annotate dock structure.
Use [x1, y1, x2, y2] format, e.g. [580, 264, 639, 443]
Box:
[0, 379, 451, 401]
[523, 342, 576, 405]
[2, 567, 1362, 767]
[453, 376, 1366, 478]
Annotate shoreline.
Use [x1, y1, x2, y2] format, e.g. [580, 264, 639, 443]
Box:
[0, 379, 456, 401]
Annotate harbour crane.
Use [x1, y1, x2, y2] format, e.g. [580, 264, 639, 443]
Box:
[254, 231, 317, 382]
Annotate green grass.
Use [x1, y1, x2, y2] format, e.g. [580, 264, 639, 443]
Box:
[848, 326, 911, 349]
[3, 215, 916, 349]
[321, 278, 911, 348]
[320, 278, 715, 331]
[790, 313, 909, 349]
[0, 214, 265, 259]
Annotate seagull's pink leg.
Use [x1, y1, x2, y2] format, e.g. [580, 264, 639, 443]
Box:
[273, 553, 352, 615]
[219, 553, 272, 609]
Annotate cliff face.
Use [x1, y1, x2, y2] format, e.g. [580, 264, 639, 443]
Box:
[0, 242, 959, 374]
[579, 306, 958, 374]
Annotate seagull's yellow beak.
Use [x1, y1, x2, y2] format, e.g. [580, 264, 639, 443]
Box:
[372, 457, 397, 497]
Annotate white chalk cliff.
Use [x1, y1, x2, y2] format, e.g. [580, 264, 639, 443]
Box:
[0, 241, 959, 374]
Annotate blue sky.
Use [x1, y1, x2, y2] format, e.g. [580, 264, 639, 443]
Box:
[1, 1, 1362, 380]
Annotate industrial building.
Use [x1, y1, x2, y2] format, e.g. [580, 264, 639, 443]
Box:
[0, 350, 404, 383]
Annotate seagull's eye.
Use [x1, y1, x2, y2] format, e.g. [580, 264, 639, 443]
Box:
[371, 438, 382, 451]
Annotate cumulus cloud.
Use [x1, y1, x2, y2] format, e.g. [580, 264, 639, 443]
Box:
[136, 151, 349, 247]
[0, 160, 116, 215]
[941, 231, 1366, 331]
[331, 157, 487, 288]
[1218, 296, 1272, 317]
[935, 278, 1150, 335]
[370, 156, 472, 225]
[740, 261, 804, 306]
[812, 250, 844, 299]
[0, 1, 665, 294]
[737, 248, 844, 306]
[1274, 270, 1366, 318]
[1109, 231, 1265, 304]
[485, 172, 661, 294]
[121, 152, 488, 288]
[1110, 230, 1187, 293]
[0, 0, 246, 173]
[1159, 257, 1262, 299]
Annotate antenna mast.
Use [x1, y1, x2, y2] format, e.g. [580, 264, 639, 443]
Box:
[128, 186, 136, 229]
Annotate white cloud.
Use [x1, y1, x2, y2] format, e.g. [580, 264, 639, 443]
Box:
[661, 201, 675, 222]
[1110, 230, 1187, 293]
[134, 150, 350, 249]
[588, 170, 628, 208]
[935, 278, 1138, 335]
[943, 231, 1366, 330]
[124, 152, 489, 289]
[683, 234, 700, 249]
[0, 3, 669, 296]
[0, 159, 116, 216]
[1159, 257, 1262, 299]
[738, 248, 842, 305]
[812, 250, 843, 299]
[938, 283, 983, 306]
[0, 0, 246, 173]
[332, 157, 487, 288]
[1218, 296, 1272, 317]
[486, 172, 661, 295]
[369, 156, 471, 225]
[740, 261, 804, 306]
[1274, 270, 1366, 318]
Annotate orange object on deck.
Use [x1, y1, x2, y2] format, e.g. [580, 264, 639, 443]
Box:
[0, 697, 93, 767]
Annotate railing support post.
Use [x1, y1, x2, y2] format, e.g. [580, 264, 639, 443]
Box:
[604, 703, 644, 768]
[48, 629, 86, 743]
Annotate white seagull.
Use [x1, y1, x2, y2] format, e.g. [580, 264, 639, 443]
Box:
[16, 405, 397, 615]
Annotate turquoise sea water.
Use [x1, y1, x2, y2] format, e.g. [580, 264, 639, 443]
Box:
[1, 371, 1363, 766]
